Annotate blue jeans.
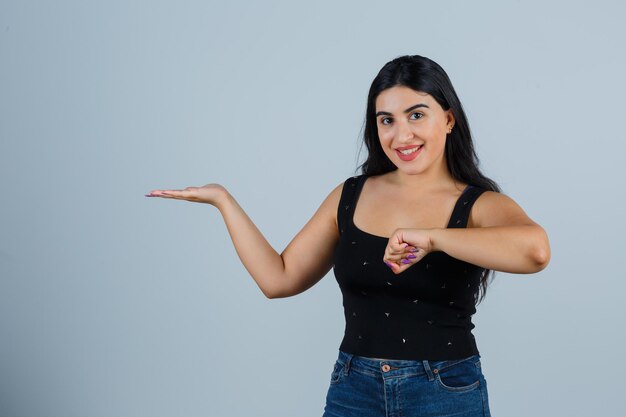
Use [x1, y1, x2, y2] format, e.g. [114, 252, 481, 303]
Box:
[323, 350, 491, 417]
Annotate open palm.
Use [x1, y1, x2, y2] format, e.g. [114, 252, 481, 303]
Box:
[145, 183, 227, 206]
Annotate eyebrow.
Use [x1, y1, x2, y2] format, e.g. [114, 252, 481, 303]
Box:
[375, 103, 430, 117]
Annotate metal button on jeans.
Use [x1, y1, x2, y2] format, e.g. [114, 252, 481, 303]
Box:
[381, 364, 391, 372]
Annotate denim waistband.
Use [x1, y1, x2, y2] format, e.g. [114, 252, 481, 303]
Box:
[335, 350, 480, 380]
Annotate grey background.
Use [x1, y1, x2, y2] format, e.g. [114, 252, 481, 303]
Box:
[1, 0, 624, 416]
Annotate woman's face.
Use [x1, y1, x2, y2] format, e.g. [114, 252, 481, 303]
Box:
[375, 85, 455, 177]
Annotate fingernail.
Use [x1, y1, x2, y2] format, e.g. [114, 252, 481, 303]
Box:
[401, 259, 411, 264]
[384, 261, 393, 269]
[407, 254, 416, 259]
[410, 248, 418, 252]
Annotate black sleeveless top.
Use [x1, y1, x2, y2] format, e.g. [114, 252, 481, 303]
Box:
[332, 174, 488, 360]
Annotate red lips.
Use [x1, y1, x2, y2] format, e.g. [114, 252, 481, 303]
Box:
[395, 145, 423, 161]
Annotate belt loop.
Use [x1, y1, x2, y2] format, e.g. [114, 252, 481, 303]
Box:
[422, 360, 435, 381]
[343, 353, 354, 376]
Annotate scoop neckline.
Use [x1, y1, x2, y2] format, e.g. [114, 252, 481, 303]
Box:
[349, 175, 473, 240]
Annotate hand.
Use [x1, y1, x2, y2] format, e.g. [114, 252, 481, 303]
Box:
[383, 228, 433, 274]
[145, 183, 229, 207]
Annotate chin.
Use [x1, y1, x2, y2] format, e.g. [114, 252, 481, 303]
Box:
[394, 166, 425, 176]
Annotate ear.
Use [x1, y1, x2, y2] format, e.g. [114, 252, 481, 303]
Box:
[445, 110, 456, 130]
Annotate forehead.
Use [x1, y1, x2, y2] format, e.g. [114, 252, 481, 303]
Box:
[375, 85, 440, 111]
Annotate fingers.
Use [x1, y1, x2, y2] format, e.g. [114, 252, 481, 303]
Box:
[385, 242, 414, 262]
[145, 189, 175, 198]
[145, 188, 195, 200]
[383, 242, 426, 274]
[146, 185, 224, 206]
[383, 256, 416, 274]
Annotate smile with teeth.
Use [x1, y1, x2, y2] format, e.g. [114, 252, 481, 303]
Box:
[399, 145, 422, 155]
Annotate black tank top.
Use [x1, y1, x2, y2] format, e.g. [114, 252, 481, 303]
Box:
[332, 174, 488, 360]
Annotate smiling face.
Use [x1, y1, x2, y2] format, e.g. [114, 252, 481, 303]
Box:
[375, 85, 455, 178]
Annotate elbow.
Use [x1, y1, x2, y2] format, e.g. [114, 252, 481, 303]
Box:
[531, 246, 550, 271]
[262, 285, 292, 299]
[263, 289, 276, 299]
[529, 229, 551, 272]
[262, 287, 281, 299]
[264, 291, 285, 300]
[257, 281, 276, 299]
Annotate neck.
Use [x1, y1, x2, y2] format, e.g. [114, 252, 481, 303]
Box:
[387, 164, 457, 191]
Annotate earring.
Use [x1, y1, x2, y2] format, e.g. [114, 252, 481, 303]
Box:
[447, 125, 453, 134]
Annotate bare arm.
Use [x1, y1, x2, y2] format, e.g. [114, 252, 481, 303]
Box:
[382, 191, 551, 274]
[428, 226, 549, 273]
[146, 182, 343, 298]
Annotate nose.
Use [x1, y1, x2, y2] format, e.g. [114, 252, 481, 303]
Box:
[397, 120, 414, 142]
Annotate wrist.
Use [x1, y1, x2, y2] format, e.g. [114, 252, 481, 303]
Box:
[215, 189, 235, 212]
[428, 228, 444, 252]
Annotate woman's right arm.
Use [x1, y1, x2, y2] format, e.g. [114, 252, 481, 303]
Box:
[147, 182, 343, 299]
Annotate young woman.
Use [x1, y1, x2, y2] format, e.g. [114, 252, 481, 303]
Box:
[146, 55, 550, 417]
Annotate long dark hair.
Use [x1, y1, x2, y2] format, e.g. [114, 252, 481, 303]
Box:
[357, 55, 500, 304]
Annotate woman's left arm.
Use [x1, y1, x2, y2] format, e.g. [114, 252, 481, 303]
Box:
[383, 192, 551, 274]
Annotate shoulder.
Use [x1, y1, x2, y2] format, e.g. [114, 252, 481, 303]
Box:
[328, 179, 346, 201]
[469, 189, 538, 228]
[334, 174, 367, 196]
[319, 176, 360, 214]
[321, 174, 367, 213]
[346, 174, 368, 186]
